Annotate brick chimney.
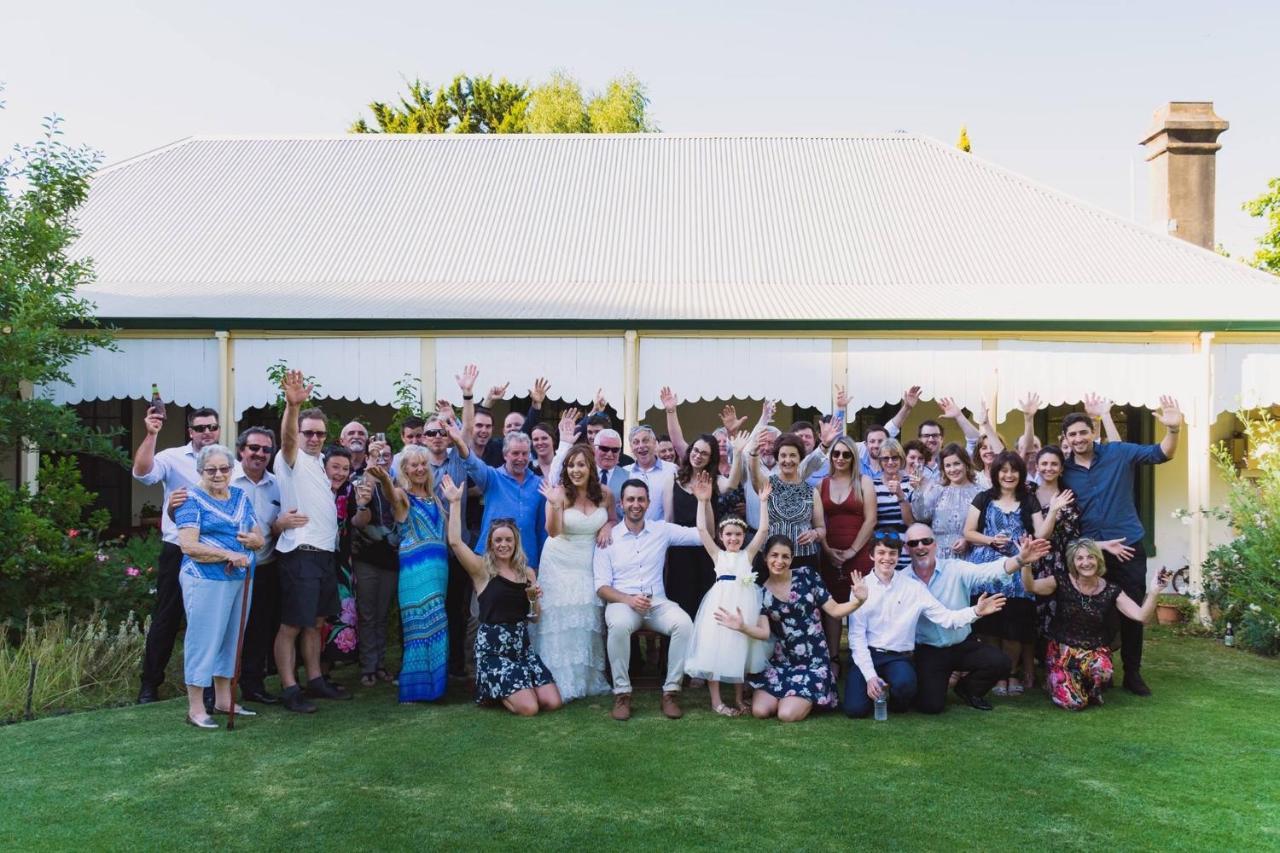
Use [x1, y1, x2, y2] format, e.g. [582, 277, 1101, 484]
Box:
[1140, 102, 1229, 250]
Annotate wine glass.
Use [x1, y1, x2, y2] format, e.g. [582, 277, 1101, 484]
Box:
[640, 583, 654, 614]
[525, 580, 539, 619]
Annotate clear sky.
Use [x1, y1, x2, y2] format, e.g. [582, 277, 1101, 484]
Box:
[3, 0, 1276, 258]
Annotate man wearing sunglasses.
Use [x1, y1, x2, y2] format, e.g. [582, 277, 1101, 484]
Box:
[903, 522, 1051, 713]
[132, 406, 222, 704]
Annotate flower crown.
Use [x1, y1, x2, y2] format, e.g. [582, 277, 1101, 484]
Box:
[718, 516, 748, 532]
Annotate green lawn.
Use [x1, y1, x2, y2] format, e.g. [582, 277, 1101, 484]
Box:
[2, 630, 1276, 852]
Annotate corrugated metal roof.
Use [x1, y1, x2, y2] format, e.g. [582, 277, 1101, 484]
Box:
[70, 134, 1280, 324]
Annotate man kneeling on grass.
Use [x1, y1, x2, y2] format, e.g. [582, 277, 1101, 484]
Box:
[844, 532, 1006, 719]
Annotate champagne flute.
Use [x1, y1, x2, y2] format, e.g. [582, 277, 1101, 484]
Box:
[525, 581, 539, 619]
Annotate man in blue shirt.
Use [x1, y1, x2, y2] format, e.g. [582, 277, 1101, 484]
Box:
[1060, 396, 1183, 697]
[464, 431, 546, 568]
[904, 523, 1050, 712]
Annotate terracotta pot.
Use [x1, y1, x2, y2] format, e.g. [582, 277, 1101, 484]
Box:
[1156, 604, 1184, 625]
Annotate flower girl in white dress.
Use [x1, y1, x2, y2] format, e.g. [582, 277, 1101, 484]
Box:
[685, 472, 772, 716]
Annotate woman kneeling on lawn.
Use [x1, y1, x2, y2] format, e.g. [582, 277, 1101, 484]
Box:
[174, 444, 265, 729]
[1020, 539, 1169, 711]
[440, 475, 562, 716]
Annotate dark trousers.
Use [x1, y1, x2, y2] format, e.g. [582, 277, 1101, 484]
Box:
[238, 559, 281, 693]
[913, 637, 1012, 714]
[355, 559, 397, 674]
[843, 650, 916, 718]
[445, 551, 471, 676]
[1103, 541, 1148, 675]
[141, 542, 185, 690]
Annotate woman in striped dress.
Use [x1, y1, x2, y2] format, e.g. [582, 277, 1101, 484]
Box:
[368, 444, 449, 702]
[872, 438, 915, 569]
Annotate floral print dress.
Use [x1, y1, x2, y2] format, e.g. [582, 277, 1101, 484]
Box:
[748, 569, 836, 707]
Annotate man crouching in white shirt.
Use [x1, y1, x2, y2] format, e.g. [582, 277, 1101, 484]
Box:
[844, 531, 1006, 718]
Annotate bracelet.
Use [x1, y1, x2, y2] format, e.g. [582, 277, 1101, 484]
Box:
[356, 504, 369, 511]
[1168, 427, 1181, 434]
[462, 394, 473, 401]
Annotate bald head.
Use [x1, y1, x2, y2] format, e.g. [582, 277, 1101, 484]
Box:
[906, 522, 938, 574]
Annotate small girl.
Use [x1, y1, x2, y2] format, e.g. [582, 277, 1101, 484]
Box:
[685, 472, 772, 716]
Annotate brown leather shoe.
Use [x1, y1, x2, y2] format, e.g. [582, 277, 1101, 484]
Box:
[661, 691, 683, 719]
[611, 693, 632, 721]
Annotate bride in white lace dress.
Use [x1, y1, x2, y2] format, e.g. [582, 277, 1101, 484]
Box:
[534, 442, 615, 701]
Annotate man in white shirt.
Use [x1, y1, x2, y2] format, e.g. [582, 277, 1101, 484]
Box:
[843, 532, 1006, 718]
[593, 479, 702, 721]
[132, 405, 221, 704]
[272, 369, 350, 713]
[619, 426, 675, 520]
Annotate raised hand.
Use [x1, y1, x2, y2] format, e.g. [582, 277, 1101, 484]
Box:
[713, 606, 747, 632]
[850, 572, 869, 603]
[759, 399, 777, 426]
[819, 418, 840, 448]
[539, 481, 566, 508]
[691, 470, 714, 502]
[938, 397, 962, 420]
[1157, 396, 1184, 429]
[659, 386, 679, 412]
[531, 377, 551, 407]
[282, 369, 312, 406]
[435, 398, 454, 420]
[559, 408, 580, 443]
[455, 363, 479, 396]
[1020, 393, 1042, 417]
[1153, 568, 1172, 593]
[355, 480, 374, 505]
[756, 478, 772, 505]
[730, 430, 750, 457]
[439, 474, 463, 503]
[720, 404, 748, 433]
[593, 388, 608, 414]
[144, 411, 164, 436]
[902, 385, 922, 409]
[1015, 535, 1051, 565]
[1049, 489, 1074, 513]
[486, 382, 510, 402]
[1100, 539, 1135, 562]
[444, 417, 464, 445]
[835, 383, 850, 411]
[974, 398, 990, 426]
[974, 592, 1007, 617]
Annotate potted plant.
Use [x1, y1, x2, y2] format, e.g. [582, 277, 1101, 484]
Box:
[1156, 594, 1191, 625]
[138, 501, 162, 531]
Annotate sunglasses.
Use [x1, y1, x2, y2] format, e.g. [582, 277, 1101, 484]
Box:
[423, 428, 447, 438]
[301, 430, 326, 438]
[190, 424, 219, 433]
[597, 446, 621, 454]
[906, 537, 935, 548]
[829, 450, 854, 460]
[202, 465, 232, 475]
[245, 443, 273, 454]
[873, 530, 904, 547]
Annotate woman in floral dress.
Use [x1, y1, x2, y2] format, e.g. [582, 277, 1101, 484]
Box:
[910, 443, 983, 557]
[321, 447, 360, 670]
[725, 535, 867, 722]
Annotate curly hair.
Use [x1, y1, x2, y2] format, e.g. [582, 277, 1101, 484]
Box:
[560, 444, 605, 507]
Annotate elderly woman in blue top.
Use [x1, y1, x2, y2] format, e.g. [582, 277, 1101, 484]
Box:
[174, 444, 265, 729]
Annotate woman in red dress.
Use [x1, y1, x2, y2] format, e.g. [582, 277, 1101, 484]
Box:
[818, 435, 876, 679]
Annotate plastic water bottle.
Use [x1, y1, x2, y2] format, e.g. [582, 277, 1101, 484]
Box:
[874, 686, 888, 721]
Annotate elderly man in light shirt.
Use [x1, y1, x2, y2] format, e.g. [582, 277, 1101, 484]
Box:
[903, 522, 1051, 713]
[618, 426, 676, 520]
[843, 531, 1006, 718]
[593, 478, 702, 722]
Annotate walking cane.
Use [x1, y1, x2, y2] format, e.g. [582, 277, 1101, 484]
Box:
[228, 555, 253, 731]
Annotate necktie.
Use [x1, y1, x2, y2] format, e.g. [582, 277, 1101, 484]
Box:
[601, 469, 608, 486]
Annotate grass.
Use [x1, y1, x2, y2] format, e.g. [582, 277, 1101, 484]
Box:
[1, 629, 1276, 852]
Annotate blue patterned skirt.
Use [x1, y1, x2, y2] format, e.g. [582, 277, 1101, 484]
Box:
[397, 543, 448, 703]
[474, 622, 554, 703]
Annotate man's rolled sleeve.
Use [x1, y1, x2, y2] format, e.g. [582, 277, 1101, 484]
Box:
[593, 543, 615, 595]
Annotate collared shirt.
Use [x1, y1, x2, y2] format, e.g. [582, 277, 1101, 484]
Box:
[133, 442, 201, 545]
[908, 557, 1009, 647]
[592, 519, 702, 598]
[1061, 441, 1168, 544]
[230, 466, 281, 565]
[742, 447, 827, 529]
[464, 453, 546, 567]
[620, 459, 675, 521]
[273, 449, 339, 553]
[849, 568, 978, 683]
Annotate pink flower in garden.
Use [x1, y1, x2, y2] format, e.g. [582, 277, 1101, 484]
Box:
[96, 552, 109, 563]
[125, 566, 140, 577]
[67, 529, 80, 538]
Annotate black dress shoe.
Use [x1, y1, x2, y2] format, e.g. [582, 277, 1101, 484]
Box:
[281, 687, 317, 714]
[241, 687, 279, 705]
[137, 685, 160, 705]
[1123, 673, 1152, 697]
[954, 682, 993, 711]
[307, 677, 353, 700]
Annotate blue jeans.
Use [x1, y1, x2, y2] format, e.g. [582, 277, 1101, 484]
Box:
[843, 650, 917, 718]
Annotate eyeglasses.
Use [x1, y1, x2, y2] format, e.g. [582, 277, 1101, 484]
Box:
[829, 450, 853, 460]
[597, 446, 621, 454]
[920, 432, 943, 440]
[905, 537, 935, 548]
[190, 424, 219, 433]
[245, 443, 273, 454]
[202, 465, 232, 475]
[423, 429, 447, 437]
[301, 430, 326, 438]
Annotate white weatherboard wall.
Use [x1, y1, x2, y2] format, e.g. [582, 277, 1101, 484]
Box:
[434, 337, 625, 407]
[42, 337, 221, 409]
[233, 337, 422, 419]
[640, 338, 833, 411]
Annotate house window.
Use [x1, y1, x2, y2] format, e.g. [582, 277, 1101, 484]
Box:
[69, 400, 133, 533]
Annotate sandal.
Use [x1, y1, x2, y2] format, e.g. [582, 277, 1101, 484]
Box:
[1008, 682, 1025, 696]
[360, 673, 378, 688]
[376, 668, 396, 683]
[992, 683, 1009, 697]
[713, 703, 739, 718]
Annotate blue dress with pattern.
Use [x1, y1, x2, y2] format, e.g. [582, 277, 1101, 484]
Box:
[748, 569, 837, 707]
[397, 495, 449, 702]
[971, 501, 1033, 599]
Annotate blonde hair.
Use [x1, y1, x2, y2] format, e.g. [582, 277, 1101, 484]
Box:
[395, 444, 438, 500]
[482, 519, 531, 581]
[879, 438, 904, 461]
[1065, 539, 1107, 579]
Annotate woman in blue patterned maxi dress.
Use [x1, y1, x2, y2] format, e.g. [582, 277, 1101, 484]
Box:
[367, 444, 449, 702]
